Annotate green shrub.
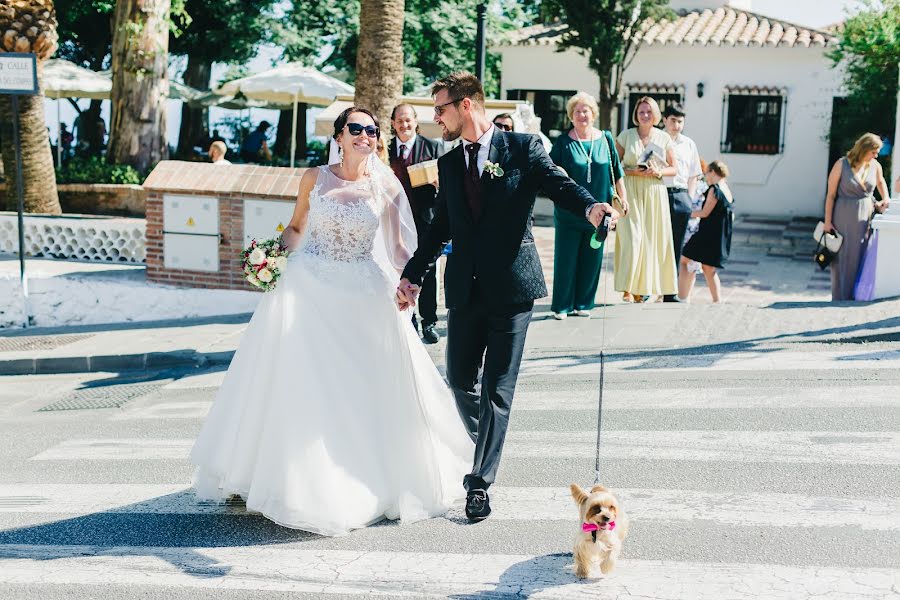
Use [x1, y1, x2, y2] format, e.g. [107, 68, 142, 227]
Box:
[56, 157, 144, 185]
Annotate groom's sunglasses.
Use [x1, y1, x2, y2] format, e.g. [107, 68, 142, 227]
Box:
[346, 123, 380, 138]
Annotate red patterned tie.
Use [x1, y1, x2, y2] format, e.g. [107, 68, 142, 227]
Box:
[464, 142, 482, 220]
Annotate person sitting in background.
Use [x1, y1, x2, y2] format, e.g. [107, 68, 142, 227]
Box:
[680, 161, 734, 304]
[240, 121, 272, 163]
[208, 141, 231, 165]
[492, 113, 515, 132]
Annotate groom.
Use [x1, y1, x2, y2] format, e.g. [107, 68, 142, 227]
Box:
[397, 72, 617, 522]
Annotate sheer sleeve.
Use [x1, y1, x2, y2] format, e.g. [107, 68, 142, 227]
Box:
[369, 156, 419, 274]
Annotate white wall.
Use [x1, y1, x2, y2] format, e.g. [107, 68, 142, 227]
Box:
[499, 44, 844, 217]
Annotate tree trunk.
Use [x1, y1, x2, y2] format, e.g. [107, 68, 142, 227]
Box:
[274, 104, 307, 161]
[108, 0, 170, 174]
[0, 0, 61, 213]
[597, 76, 614, 131]
[354, 0, 405, 128]
[0, 88, 61, 214]
[176, 55, 211, 157]
[74, 99, 106, 157]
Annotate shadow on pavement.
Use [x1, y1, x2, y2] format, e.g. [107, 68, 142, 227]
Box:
[450, 552, 582, 599]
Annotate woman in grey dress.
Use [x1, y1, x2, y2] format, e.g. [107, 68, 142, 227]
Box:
[823, 133, 891, 301]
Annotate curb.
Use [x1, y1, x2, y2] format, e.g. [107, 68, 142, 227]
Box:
[0, 350, 235, 376]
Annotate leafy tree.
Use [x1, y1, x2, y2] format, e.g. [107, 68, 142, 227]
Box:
[318, 0, 533, 98]
[828, 0, 898, 176]
[54, 1, 113, 158]
[168, 0, 279, 155]
[541, 0, 673, 128]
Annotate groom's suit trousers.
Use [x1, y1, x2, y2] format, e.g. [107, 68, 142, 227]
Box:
[446, 281, 533, 492]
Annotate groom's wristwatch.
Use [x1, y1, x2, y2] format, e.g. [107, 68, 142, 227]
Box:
[585, 203, 600, 221]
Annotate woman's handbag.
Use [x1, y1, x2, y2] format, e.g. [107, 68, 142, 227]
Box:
[812, 222, 842, 270]
[814, 233, 837, 270]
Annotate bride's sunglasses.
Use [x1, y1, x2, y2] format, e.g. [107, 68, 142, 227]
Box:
[345, 123, 380, 138]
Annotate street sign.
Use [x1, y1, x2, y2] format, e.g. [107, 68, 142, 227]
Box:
[0, 52, 38, 327]
[0, 53, 38, 95]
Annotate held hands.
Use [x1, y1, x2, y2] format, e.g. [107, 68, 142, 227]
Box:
[396, 278, 421, 311]
[588, 203, 619, 230]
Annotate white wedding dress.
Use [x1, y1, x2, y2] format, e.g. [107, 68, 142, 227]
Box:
[190, 162, 474, 536]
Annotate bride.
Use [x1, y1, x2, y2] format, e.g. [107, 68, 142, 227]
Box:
[190, 107, 474, 536]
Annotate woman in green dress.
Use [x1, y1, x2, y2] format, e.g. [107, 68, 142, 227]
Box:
[549, 92, 628, 319]
[615, 96, 678, 302]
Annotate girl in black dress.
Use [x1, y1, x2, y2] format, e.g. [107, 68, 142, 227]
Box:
[679, 161, 734, 303]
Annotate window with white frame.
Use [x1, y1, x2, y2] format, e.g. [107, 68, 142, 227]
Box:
[721, 87, 787, 155]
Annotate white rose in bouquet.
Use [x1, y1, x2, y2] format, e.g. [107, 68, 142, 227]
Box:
[257, 268, 274, 283]
[266, 257, 278, 269]
[246, 273, 261, 287]
[249, 248, 267, 266]
[274, 256, 288, 271]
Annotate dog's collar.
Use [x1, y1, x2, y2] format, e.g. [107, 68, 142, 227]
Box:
[583, 521, 615, 543]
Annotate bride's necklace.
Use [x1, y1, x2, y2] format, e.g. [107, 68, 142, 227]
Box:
[573, 127, 596, 183]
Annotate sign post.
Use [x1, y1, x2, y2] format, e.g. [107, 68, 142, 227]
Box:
[1, 53, 39, 327]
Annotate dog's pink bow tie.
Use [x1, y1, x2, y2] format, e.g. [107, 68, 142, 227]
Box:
[582, 521, 615, 532]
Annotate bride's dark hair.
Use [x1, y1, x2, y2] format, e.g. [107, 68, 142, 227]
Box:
[333, 106, 380, 139]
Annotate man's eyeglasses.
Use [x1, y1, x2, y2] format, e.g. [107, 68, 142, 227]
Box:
[434, 98, 463, 117]
[493, 121, 513, 132]
[346, 123, 379, 138]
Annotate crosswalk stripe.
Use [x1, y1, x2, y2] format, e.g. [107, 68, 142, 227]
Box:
[504, 431, 900, 464]
[31, 432, 900, 465]
[2, 484, 899, 531]
[0, 545, 897, 599]
[520, 349, 900, 374]
[112, 384, 900, 418]
[512, 385, 900, 410]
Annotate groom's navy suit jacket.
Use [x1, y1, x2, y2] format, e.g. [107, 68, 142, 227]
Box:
[402, 129, 599, 308]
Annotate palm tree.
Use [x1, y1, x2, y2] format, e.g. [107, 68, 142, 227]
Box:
[354, 0, 405, 127]
[107, 0, 170, 174]
[0, 0, 61, 214]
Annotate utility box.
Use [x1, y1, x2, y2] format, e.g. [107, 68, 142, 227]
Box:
[872, 210, 900, 300]
[143, 161, 306, 290]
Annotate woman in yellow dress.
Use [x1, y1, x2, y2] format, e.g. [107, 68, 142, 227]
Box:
[615, 97, 678, 302]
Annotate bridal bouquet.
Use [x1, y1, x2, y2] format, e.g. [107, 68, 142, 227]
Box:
[241, 237, 289, 292]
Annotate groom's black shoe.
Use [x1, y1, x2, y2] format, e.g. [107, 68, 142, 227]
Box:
[422, 323, 440, 344]
[465, 489, 491, 522]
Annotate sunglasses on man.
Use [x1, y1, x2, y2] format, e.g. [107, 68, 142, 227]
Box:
[345, 123, 380, 138]
[493, 122, 513, 132]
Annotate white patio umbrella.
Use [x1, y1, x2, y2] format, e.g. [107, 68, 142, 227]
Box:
[42, 59, 112, 165]
[217, 62, 354, 166]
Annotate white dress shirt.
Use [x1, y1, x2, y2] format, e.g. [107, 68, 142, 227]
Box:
[462, 125, 495, 176]
[664, 133, 702, 190]
[397, 133, 417, 158]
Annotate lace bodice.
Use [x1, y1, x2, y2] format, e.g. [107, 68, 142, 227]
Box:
[298, 167, 382, 263]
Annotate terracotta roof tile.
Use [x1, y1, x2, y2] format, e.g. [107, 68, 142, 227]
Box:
[504, 8, 837, 49]
[144, 161, 307, 199]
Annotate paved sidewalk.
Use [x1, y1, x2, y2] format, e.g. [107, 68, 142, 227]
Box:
[2, 213, 898, 376]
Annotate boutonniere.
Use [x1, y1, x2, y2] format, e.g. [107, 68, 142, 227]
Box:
[484, 160, 505, 179]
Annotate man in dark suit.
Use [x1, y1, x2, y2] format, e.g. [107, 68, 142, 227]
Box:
[397, 72, 617, 522]
[389, 103, 445, 343]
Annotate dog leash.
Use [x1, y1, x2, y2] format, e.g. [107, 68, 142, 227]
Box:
[593, 226, 609, 487]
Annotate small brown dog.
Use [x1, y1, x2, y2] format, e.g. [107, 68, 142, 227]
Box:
[569, 483, 629, 578]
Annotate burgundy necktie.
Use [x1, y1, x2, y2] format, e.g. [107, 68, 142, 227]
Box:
[400, 144, 410, 165]
[464, 142, 482, 221]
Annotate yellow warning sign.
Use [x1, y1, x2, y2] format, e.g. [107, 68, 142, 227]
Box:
[276, 222, 285, 232]
[186, 217, 195, 227]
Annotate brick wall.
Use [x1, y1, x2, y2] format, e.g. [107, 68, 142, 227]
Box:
[0, 183, 146, 216]
[144, 161, 306, 291]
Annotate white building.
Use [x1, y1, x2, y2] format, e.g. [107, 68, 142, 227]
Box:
[496, 0, 844, 217]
